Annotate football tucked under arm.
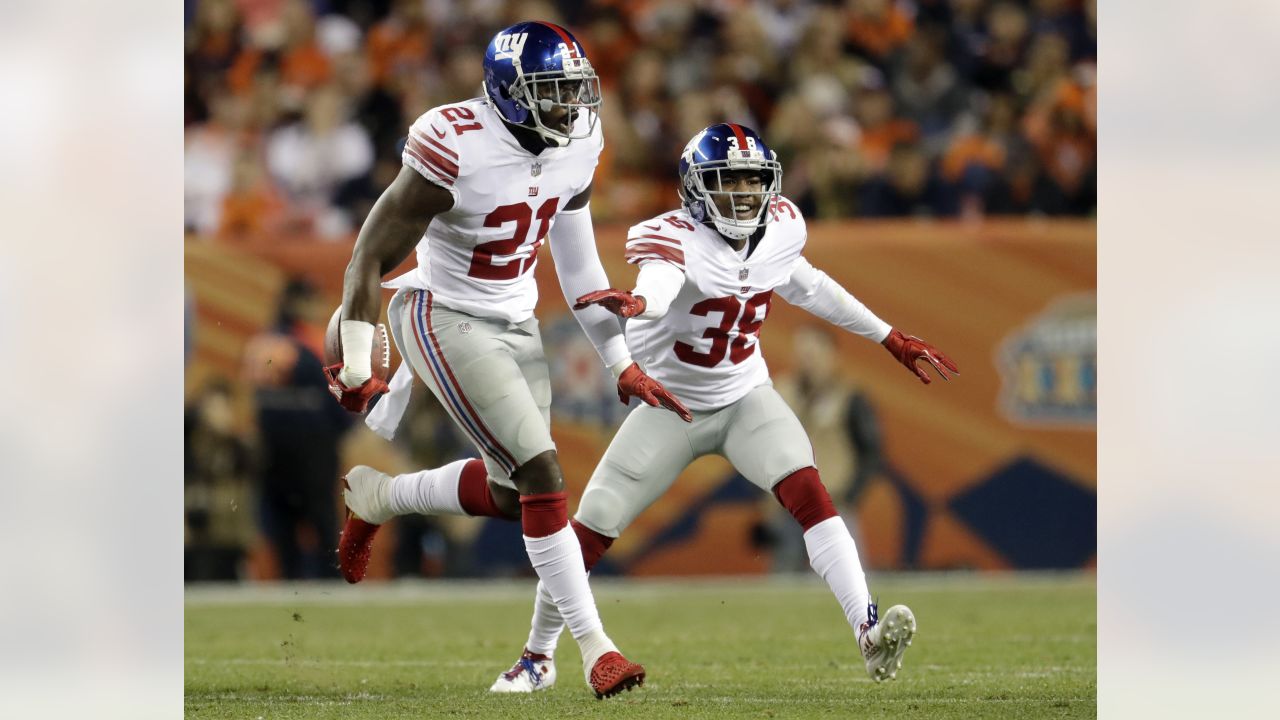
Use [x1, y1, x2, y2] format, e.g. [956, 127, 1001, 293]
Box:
[323, 306, 391, 383]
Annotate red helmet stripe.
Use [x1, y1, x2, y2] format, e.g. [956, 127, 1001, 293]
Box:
[537, 21, 580, 58]
[726, 123, 749, 149]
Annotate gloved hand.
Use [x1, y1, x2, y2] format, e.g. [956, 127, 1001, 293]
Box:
[323, 364, 390, 413]
[617, 362, 692, 422]
[881, 329, 959, 385]
[574, 289, 647, 319]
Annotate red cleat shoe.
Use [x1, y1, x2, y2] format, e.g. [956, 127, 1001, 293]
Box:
[336, 466, 394, 583]
[337, 514, 379, 583]
[589, 651, 645, 700]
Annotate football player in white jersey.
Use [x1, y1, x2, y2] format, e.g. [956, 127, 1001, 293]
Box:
[324, 21, 690, 699]
[482, 122, 961, 691]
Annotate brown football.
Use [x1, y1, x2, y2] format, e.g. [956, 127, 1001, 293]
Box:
[324, 306, 392, 381]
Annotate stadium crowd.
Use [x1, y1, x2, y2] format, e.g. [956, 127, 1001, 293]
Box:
[185, 0, 1097, 241]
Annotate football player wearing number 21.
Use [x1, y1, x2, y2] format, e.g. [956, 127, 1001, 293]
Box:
[324, 21, 690, 699]
[488, 122, 962, 691]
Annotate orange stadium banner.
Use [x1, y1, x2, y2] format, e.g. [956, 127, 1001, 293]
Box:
[185, 219, 1095, 574]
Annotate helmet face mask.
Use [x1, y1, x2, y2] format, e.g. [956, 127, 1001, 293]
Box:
[483, 22, 601, 147]
[679, 125, 782, 241]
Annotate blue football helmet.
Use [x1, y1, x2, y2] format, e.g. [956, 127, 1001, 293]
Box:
[678, 123, 783, 241]
[482, 21, 601, 147]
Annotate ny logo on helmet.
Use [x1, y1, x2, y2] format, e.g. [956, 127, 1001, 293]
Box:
[493, 32, 528, 61]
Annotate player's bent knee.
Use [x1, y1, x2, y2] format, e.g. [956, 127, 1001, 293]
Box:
[772, 467, 838, 531]
[574, 486, 627, 538]
[486, 480, 522, 521]
[511, 450, 564, 496]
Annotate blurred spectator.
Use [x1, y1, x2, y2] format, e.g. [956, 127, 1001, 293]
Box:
[760, 326, 887, 572]
[242, 277, 352, 579]
[185, 378, 255, 581]
[941, 91, 1027, 218]
[892, 27, 968, 142]
[365, 0, 432, 89]
[184, 0, 1097, 228]
[217, 148, 288, 239]
[228, 0, 333, 103]
[859, 141, 949, 217]
[265, 84, 375, 237]
[844, 0, 915, 66]
[852, 83, 918, 175]
[971, 1, 1031, 93]
[1024, 77, 1095, 215]
[185, 89, 253, 233]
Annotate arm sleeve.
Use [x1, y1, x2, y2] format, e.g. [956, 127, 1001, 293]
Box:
[547, 203, 631, 368]
[776, 258, 892, 342]
[632, 261, 686, 319]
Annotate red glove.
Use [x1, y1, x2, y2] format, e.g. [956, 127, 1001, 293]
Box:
[882, 329, 959, 385]
[574, 289, 647, 319]
[617, 362, 693, 422]
[323, 364, 390, 413]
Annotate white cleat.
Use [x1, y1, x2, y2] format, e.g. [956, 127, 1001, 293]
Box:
[859, 603, 916, 682]
[489, 649, 556, 693]
[342, 466, 396, 525]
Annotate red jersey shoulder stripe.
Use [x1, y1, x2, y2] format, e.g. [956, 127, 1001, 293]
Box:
[404, 145, 455, 186]
[625, 242, 685, 266]
[419, 131, 458, 161]
[626, 233, 682, 246]
[405, 136, 459, 179]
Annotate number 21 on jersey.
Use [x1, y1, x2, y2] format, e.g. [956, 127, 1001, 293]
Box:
[468, 198, 560, 280]
[675, 291, 774, 367]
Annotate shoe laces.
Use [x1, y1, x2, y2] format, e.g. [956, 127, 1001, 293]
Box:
[503, 652, 545, 685]
[859, 600, 880, 654]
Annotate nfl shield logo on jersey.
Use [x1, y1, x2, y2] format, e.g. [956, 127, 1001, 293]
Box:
[739, 268, 749, 281]
[531, 162, 542, 177]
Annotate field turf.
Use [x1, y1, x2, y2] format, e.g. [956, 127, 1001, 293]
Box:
[185, 573, 1095, 719]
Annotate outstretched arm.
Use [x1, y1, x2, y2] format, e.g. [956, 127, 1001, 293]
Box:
[329, 166, 454, 411]
[550, 186, 691, 421]
[547, 184, 632, 373]
[573, 261, 685, 320]
[777, 258, 958, 384]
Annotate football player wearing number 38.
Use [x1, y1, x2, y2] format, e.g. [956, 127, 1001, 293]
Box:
[489, 123, 960, 692]
[326, 22, 687, 699]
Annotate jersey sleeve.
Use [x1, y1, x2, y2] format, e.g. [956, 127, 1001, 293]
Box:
[624, 219, 687, 271]
[777, 257, 892, 341]
[402, 108, 462, 201]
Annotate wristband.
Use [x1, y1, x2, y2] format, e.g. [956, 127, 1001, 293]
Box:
[609, 357, 634, 380]
[340, 319, 375, 382]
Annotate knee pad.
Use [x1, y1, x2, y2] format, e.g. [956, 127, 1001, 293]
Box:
[574, 485, 625, 539]
[772, 467, 837, 531]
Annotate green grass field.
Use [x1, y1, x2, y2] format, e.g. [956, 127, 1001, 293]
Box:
[185, 573, 1095, 719]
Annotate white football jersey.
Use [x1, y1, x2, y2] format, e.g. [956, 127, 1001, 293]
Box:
[623, 197, 808, 411]
[400, 97, 602, 323]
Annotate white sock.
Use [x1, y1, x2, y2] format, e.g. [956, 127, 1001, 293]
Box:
[526, 580, 567, 657]
[805, 516, 871, 635]
[523, 525, 617, 679]
[386, 459, 469, 516]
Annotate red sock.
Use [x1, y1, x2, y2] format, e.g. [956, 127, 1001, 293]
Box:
[571, 519, 613, 572]
[519, 491, 568, 538]
[456, 459, 509, 518]
[772, 467, 838, 531]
